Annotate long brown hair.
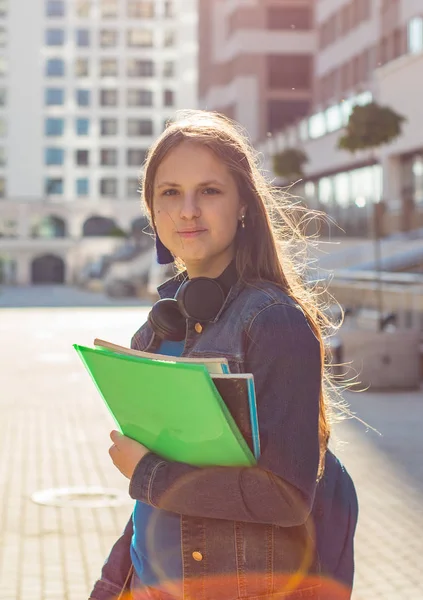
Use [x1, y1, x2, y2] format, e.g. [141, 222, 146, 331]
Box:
[141, 110, 340, 476]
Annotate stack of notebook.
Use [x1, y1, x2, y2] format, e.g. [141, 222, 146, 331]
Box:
[74, 338, 260, 468]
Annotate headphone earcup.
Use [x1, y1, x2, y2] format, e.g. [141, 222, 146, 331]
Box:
[148, 298, 186, 342]
[177, 277, 226, 322]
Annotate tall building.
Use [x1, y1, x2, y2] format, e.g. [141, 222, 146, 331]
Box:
[198, 0, 315, 143]
[0, 0, 198, 284]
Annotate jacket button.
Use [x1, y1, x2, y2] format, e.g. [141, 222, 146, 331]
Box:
[192, 551, 203, 561]
[195, 323, 203, 334]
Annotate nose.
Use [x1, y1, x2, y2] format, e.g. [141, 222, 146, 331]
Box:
[179, 191, 201, 220]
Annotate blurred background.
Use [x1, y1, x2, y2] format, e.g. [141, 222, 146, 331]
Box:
[0, 1, 422, 599]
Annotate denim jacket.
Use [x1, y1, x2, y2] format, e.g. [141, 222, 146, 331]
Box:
[90, 276, 358, 600]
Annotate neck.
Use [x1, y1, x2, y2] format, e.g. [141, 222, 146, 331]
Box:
[185, 255, 235, 280]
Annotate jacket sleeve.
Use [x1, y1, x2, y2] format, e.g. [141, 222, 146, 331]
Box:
[89, 515, 133, 600]
[129, 302, 322, 527]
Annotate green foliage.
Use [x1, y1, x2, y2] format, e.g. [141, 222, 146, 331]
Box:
[273, 148, 308, 179]
[109, 226, 128, 238]
[338, 101, 406, 153]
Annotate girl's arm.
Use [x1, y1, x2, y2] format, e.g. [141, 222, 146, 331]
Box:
[129, 302, 321, 527]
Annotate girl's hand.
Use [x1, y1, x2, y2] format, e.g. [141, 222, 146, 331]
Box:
[109, 430, 150, 479]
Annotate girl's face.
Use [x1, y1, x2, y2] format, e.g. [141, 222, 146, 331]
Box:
[152, 141, 246, 278]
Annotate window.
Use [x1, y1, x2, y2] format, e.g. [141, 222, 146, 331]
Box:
[46, 29, 65, 46]
[76, 29, 90, 47]
[76, 178, 89, 196]
[101, 149, 117, 166]
[45, 178, 63, 195]
[164, 30, 175, 47]
[100, 178, 118, 196]
[267, 55, 312, 89]
[77, 89, 90, 106]
[127, 119, 153, 136]
[127, 29, 153, 47]
[46, 1, 65, 17]
[0, 57, 6, 76]
[127, 59, 154, 77]
[163, 61, 174, 77]
[408, 17, 423, 54]
[164, 1, 173, 18]
[45, 88, 64, 105]
[46, 58, 65, 77]
[0, 0, 7, 17]
[76, 1, 90, 17]
[267, 6, 311, 30]
[45, 118, 64, 136]
[76, 149, 89, 166]
[0, 27, 6, 47]
[101, 118, 118, 135]
[75, 58, 89, 77]
[101, 0, 118, 18]
[100, 89, 118, 106]
[100, 29, 118, 47]
[127, 149, 147, 166]
[0, 177, 5, 197]
[45, 148, 64, 165]
[127, 178, 140, 197]
[100, 59, 118, 77]
[0, 88, 6, 106]
[127, 89, 153, 107]
[76, 118, 89, 135]
[267, 99, 310, 133]
[0, 147, 6, 166]
[128, 1, 154, 18]
[0, 117, 6, 136]
[163, 89, 174, 107]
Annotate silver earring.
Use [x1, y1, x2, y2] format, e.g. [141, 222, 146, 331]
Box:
[241, 215, 246, 229]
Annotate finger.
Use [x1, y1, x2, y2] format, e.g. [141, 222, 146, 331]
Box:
[109, 444, 118, 461]
[110, 430, 122, 444]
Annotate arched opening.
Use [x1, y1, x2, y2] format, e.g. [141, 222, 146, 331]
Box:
[82, 215, 125, 237]
[130, 216, 153, 250]
[31, 254, 65, 284]
[31, 215, 67, 238]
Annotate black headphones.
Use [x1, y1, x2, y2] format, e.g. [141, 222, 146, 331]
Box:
[147, 263, 238, 342]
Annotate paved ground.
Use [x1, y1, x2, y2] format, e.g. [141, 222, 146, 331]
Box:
[0, 286, 422, 599]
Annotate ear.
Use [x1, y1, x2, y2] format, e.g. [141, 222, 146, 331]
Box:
[238, 204, 247, 220]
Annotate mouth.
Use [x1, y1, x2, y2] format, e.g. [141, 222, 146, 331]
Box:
[177, 229, 207, 239]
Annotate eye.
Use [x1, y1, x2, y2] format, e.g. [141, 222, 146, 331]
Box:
[203, 187, 221, 195]
[162, 188, 179, 196]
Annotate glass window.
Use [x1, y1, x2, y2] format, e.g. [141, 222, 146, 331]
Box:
[45, 118, 64, 136]
[309, 112, 326, 139]
[164, 30, 175, 47]
[100, 118, 118, 136]
[0, 147, 6, 166]
[100, 29, 118, 47]
[77, 89, 90, 106]
[163, 89, 174, 107]
[127, 89, 153, 107]
[46, 1, 65, 17]
[0, 88, 6, 106]
[127, 119, 153, 136]
[76, 29, 90, 47]
[100, 177, 118, 196]
[163, 61, 174, 78]
[45, 148, 64, 165]
[76, 178, 89, 196]
[127, 59, 154, 77]
[101, 0, 118, 18]
[164, 1, 173, 18]
[0, 118, 6, 136]
[45, 178, 63, 194]
[325, 105, 342, 133]
[101, 149, 118, 166]
[0, 56, 6, 76]
[46, 29, 65, 46]
[127, 178, 140, 197]
[318, 177, 333, 205]
[100, 89, 118, 106]
[75, 58, 89, 77]
[128, 1, 154, 18]
[100, 59, 118, 77]
[0, 1, 7, 18]
[76, 149, 89, 165]
[0, 176, 5, 197]
[333, 172, 350, 207]
[46, 58, 65, 77]
[407, 17, 423, 54]
[127, 149, 147, 166]
[76, 1, 90, 17]
[76, 118, 89, 135]
[45, 88, 64, 105]
[128, 29, 153, 47]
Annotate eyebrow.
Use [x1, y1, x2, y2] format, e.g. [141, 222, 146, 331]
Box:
[156, 179, 225, 189]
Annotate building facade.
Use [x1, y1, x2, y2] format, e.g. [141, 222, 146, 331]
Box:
[0, 0, 198, 284]
[198, 0, 315, 143]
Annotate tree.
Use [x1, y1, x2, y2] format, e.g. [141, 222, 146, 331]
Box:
[273, 148, 308, 181]
[338, 101, 405, 153]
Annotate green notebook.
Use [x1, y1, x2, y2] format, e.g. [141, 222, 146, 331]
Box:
[74, 345, 256, 467]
